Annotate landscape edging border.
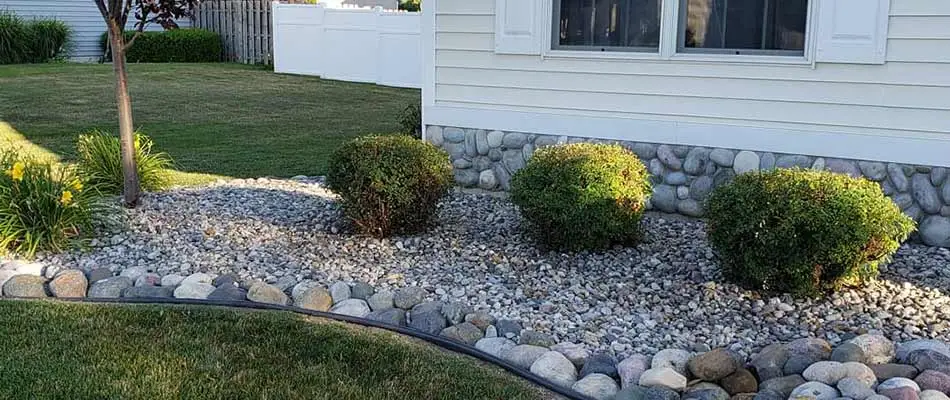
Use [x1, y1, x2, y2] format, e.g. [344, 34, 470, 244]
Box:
[10, 296, 592, 400]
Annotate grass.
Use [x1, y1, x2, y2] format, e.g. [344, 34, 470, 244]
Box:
[0, 63, 420, 185]
[0, 301, 548, 400]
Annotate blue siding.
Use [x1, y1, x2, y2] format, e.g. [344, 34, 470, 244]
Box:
[0, 0, 192, 60]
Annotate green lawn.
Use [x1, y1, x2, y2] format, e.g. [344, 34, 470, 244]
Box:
[0, 301, 548, 400]
[0, 63, 420, 184]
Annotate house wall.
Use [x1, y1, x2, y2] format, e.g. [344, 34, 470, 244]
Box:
[0, 0, 192, 61]
[423, 0, 950, 247]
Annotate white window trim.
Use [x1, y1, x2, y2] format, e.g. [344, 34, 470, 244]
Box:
[541, 0, 819, 66]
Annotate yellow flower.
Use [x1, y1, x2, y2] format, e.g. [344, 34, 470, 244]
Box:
[5, 162, 25, 182]
[60, 190, 73, 206]
[70, 178, 83, 192]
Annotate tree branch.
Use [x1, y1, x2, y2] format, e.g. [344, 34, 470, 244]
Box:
[92, 0, 110, 20]
[123, 31, 144, 51]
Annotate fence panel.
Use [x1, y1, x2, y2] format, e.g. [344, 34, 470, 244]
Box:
[196, 0, 274, 64]
[272, 3, 421, 88]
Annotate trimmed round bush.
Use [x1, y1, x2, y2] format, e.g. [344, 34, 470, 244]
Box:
[326, 135, 452, 237]
[510, 143, 652, 250]
[706, 168, 915, 296]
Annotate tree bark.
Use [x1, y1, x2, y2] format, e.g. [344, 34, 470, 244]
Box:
[108, 23, 140, 207]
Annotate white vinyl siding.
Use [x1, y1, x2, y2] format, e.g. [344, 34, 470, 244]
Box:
[431, 0, 950, 151]
[0, 0, 191, 60]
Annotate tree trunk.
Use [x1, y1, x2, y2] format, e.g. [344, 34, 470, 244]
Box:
[108, 24, 140, 207]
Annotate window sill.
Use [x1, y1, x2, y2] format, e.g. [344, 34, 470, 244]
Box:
[543, 50, 814, 67]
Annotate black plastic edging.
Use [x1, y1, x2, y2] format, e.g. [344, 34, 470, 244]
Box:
[47, 297, 592, 400]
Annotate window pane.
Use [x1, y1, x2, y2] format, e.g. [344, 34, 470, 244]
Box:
[556, 0, 661, 50]
[683, 0, 808, 53]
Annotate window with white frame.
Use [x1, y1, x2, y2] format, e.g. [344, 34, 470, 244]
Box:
[551, 0, 809, 55]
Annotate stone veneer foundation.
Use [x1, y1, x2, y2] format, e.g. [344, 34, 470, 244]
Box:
[425, 125, 950, 248]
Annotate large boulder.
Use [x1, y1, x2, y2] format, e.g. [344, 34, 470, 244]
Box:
[759, 375, 807, 398]
[296, 287, 332, 311]
[246, 283, 288, 305]
[2, 275, 47, 297]
[49, 270, 88, 298]
[475, 337, 516, 358]
[329, 299, 371, 318]
[88, 276, 133, 298]
[688, 348, 740, 381]
[440, 322, 483, 345]
[751, 344, 790, 382]
[580, 352, 618, 379]
[653, 349, 693, 376]
[365, 308, 407, 326]
[408, 301, 447, 335]
[789, 382, 840, 400]
[503, 345, 549, 370]
[721, 368, 758, 395]
[530, 351, 578, 389]
[618, 354, 652, 389]
[572, 373, 619, 400]
[848, 334, 896, 364]
[915, 370, 950, 393]
[640, 367, 688, 391]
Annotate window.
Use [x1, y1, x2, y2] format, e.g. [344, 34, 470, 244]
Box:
[679, 0, 809, 55]
[553, 0, 662, 51]
[550, 0, 810, 56]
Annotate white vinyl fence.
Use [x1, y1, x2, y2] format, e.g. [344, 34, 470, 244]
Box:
[272, 3, 421, 88]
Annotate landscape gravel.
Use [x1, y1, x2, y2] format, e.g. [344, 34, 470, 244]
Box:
[35, 177, 950, 360]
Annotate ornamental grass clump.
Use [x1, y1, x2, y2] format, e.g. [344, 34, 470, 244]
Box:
[0, 152, 100, 256]
[326, 135, 453, 237]
[510, 143, 652, 250]
[76, 130, 173, 194]
[706, 168, 915, 296]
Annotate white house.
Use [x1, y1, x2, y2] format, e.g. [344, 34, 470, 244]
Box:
[420, 0, 950, 247]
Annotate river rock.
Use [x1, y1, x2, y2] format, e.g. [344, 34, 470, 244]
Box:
[581, 352, 618, 379]
[49, 270, 87, 298]
[530, 351, 578, 388]
[393, 286, 426, 309]
[897, 341, 950, 363]
[330, 299, 371, 318]
[640, 367, 688, 391]
[786, 338, 833, 375]
[837, 377, 876, 400]
[180, 273, 213, 286]
[349, 282, 374, 300]
[689, 348, 740, 381]
[721, 368, 758, 395]
[247, 283, 288, 305]
[906, 351, 950, 375]
[573, 373, 620, 400]
[684, 384, 729, 400]
[760, 375, 807, 398]
[504, 345, 549, 369]
[440, 322, 483, 345]
[296, 287, 332, 311]
[408, 301, 447, 335]
[618, 354, 652, 389]
[88, 276, 133, 298]
[804, 361, 848, 385]
[328, 282, 351, 304]
[751, 344, 790, 382]
[921, 391, 950, 400]
[174, 283, 215, 299]
[833, 343, 869, 364]
[872, 365, 920, 382]
[367, 291, 394, 311]
[2, 275, 47, 297]
[122, 286, 174, 298]
[878, 378, 921, 392]
[475, 337, 516, 358]
[365, 308, 407, 326]
[849, 334, 896, 364]
[878, 387, 920, 400]
[440, 302, 473, 325]
[915, 370, 950, 393]
[790, 382, 840, 400]
[653, 349, 693, 376]
[206, 285, 247, 302]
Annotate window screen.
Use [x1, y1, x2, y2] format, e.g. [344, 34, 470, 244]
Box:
[680, 0, 809, 55]
[554, 0, 662, 51]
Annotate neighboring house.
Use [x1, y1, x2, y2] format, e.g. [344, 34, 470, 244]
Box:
[320, 0, 399, 8]
[0, 0, 191, 61]
[421, 0, 950, 247]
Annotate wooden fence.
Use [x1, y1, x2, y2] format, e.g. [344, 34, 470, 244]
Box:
[195, 0, 278, 64]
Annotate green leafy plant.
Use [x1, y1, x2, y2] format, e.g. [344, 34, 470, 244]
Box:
[0, 152, 100, 257]
[399, 0, 421, 12]
[399, 102, 421, 137]
[100, 29, 221, 63]
[28, 19, 71, 62]
[510, 143, 652, 250]
[326, 135, 452, 237]
[705, 168, 915, 296]
[0, 11, 70, 64]
[76, 131, 173, 194]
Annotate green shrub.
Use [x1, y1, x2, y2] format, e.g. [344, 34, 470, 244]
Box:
[76, 131, 173, 194]
[0, 11, 70, 64]
[101, 29, 221, 63]
[399, 0, 421, 11]
[706, 168, 915, 296]
[399, 102, 421, 136]
[0, 152, 100, 256]
[510, 143, 652, 250]
[326, 135, 452, 237]
[28, 19, 71, 62]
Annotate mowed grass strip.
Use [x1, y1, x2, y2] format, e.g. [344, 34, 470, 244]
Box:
[0, 63, 420, 183]
[0, 301, 548, 400]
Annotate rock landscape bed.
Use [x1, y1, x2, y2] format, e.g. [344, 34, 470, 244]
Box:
[2, 177, 950, 399]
